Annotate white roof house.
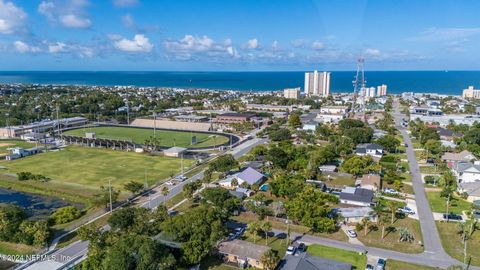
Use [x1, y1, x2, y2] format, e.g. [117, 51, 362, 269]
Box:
[163, 147, 187, 157]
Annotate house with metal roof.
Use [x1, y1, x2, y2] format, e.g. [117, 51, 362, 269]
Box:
[218, 167, 265, 188]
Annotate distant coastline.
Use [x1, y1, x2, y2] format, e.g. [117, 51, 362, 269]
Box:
[0, 71, 479, 95]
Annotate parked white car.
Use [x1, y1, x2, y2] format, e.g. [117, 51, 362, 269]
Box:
[346, 230, 357, 238]
[286, 246, 296, 255]
[398, 206, 415, 215]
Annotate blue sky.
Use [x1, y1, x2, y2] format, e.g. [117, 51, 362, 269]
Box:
[1, 0, 480, 71]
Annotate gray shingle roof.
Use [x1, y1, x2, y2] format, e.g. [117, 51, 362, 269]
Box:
[340, 188, 374, 204]
[278, 253, 351, 270]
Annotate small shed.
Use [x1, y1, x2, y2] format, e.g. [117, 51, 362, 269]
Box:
[163, 147, 187, 157]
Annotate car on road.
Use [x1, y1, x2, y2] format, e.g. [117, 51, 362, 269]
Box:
[176, 175, 187, 181]
[365, 264, 374, 270]
[398, 206, 415, 215]
[297, 243, 306, 253]
[286, 246, 296, 255]
[346, 230, 357, 238]
[165, 180, 175, 186]
[443, 213, 463, 221]
[376, 258, 386, 270]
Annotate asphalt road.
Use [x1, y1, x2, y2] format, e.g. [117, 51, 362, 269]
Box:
[392, 99, 450, 257]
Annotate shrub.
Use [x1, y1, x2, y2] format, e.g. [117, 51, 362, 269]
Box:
[51, 206, 81, 224]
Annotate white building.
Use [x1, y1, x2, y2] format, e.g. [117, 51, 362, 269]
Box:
[462, 86, 480, 99]
[283, 87, 301, 99]
[304, 70, 330, 97]
[377, 84, 387, 96]
[453, 162, 480, 183]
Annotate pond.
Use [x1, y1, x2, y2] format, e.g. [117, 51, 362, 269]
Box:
[0, 188, 83, 219]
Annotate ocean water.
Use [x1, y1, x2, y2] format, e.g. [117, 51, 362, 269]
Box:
[0, 71, 479, 95]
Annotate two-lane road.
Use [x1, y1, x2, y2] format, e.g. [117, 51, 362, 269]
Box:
[392, 99, 451, 257]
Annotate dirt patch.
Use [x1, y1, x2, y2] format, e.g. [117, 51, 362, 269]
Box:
[0, 143, 13, 147]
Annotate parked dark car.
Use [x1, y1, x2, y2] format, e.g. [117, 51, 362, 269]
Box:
[297, 243, 306, 253]
[443, 213, 463, 221]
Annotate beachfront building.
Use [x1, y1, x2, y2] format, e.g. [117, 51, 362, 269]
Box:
[304, 70, 330, 97]
[377, 84, 388, 96]
[463, 86, 480, 99]
[283, 87, 301, 99]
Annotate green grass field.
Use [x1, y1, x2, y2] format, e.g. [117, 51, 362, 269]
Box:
[426, 191, 472, 214]
[437, 221, 480, 266]
[307, 244, 367, 270]
[64, 126, 229, 148]
[0, 146, 194, 191]
[385, 259, 441, 270]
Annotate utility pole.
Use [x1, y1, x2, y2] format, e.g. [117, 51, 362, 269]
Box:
[446, 194, 450, 222]
[56, 105, 60, 137]
[153, 111, 156, 138]
[126, 96, 130, 125]
[181, 153, 184, 175]
[108, 179, 113, 213]
[464, 234, 468, 266]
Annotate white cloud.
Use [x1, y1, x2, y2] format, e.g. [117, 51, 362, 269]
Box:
[246, 38, 259, 49]
[312, 41, 324, 50]
[113, 0, 138, 7]
[38, 0, 91, 29]
[272, 40, 279, 50]
[290, 39, 306, 48]
[411, 27, 480, 42]
[48, 42, 68, 53]
[59, 14, 91, 28]
[13, 41, 41, 53]
[122, 14, 135, 28]
[113, 34, 153, 53]
[164, 35, 239, 60]
[0, 0, 27, 34]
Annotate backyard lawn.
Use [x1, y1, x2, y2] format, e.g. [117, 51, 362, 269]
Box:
[0, 146, 194, 191]
[307, 244, 367, 270]
[64, 126, 229, 148]
[426, 191, 472, 214]
[437, 221, 480, 266]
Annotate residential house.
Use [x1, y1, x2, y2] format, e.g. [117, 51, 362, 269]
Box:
[435, 127, 463, 141]
[302, 121, 319, 132]
[278, 253, 351, 270]
[335, 207, 377, 224]
[355, 143, 384, 159]
[339, 187, 375, 207]
[217, 240, 271, 269]
[457, 182, 480, 202]
[452, 162, 480, 183]
[218, 167, 265, 188]
[358, 174, 381, 191]
[441, 150, 477, 168]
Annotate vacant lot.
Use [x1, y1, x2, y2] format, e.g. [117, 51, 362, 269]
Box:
[357, 215, 423, 253]
[307, 244, 367, 270]
[385, 259, 441, 270]
[64, 126, 229, 148]
[437, 221, 480, 266]
[0, 146, 194, 191]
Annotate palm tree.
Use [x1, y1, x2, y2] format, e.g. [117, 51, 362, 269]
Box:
[247, 221, 261, 244]
[261, 221, 272, 245]
[260, 249, 279, 270]
[161, 186, 169, 204]
[387, 201, 400, 224]
[360, 217, 371, 236]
